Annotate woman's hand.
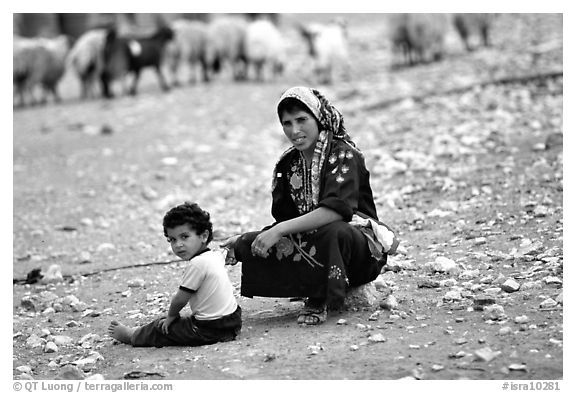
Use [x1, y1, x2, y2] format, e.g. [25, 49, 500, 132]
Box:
[220, 235, 240, 265]
[251, 227, 282, 258]
[160, 315, 178, 335]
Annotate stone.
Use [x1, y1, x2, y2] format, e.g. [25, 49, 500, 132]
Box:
[368, 333, 387, 343]
[474, 347, 501, 362]
[44, 342, 59, 353]
[26, 334, 45, 348]
[484, 287, 502, 296]
[555, 291, 563, 304]
[53, 335, 74, 346]
[483, 304, 507, 321]
[425, 256, 459, 274]
[380, 294, 399, 310]
[499, 326, 513, 335]
[508, 364, 528, 372]
[336, 319, 348, 325]
[440, 278, 458, 287]
[417, 279, 440, 288]
[16, 365, 32, 373]
[443, 290, 462, 302]
[539, 298, 558, 309]
[514, 315, 530, 324]
[501, 279, 521, 293]
[56, 365, 86, 380]
[20, 296, 39, 311]
[40, 264, 63, 284]
[128, 278, 146, 288]
[459, 269, 480, 280]
[344, 283, 379, 309]
[544, 276, 563, 288]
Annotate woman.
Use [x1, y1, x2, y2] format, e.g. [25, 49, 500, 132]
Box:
[225, 86, 398, 325]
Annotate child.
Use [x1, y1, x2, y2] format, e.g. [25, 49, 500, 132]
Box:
[108, 202, 242, 347]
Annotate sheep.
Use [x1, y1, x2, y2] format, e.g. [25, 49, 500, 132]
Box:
[101, 26, 174, 98]
[163, 19, 209, 86]
[389, 14, 449, 66]
[298, 19, 350, 85]
[66, 28, 107, 99]
[13, 35, 70, 107]
[204, 16, 248, 81]
[245, 19, 286, 82]
[453, 13, 495, 51]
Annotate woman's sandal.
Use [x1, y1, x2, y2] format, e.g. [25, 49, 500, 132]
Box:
[297, 305, 327, 325]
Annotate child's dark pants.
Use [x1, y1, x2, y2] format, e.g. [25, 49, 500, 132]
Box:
[131, 306, 242, 347]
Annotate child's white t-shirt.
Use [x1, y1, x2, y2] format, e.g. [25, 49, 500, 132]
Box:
[178, 249, 238, 321]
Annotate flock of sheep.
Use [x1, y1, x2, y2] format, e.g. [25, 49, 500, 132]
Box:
[13, 13, 494, 108]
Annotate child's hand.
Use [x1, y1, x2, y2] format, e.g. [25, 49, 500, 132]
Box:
[160, 315, 178, 335]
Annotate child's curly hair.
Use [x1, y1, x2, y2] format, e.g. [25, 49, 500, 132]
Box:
[162, 202, 213, 244]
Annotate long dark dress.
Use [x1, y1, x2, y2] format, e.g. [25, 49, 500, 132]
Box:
[234, 137, 388, 309]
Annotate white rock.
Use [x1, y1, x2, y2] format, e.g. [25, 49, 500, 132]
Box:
[440, 278, 458, 287]
[483, 304, 507, 321]
[514, 315, 530, 324]
[26, 334, 45, 348]
[53, 335, 74, 346]
[499, 326, 513, 335]
[539, 298, 558, 309]
[16, 365, 32, 373]
[368, 333, 387, 343]
[336, 319, 348, 325]
[380, 294, 399, 310]
[127, 278, 146, 288]
[44, 342, 59, 353]
[40, 264, 64, 284]
[425, 256, 458, 274]
[443, 290, 462, 301]
[474, 347, 501, 362]
[501, 278, 521, 293]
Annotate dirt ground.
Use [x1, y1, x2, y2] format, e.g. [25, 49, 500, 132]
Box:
[12, 14, 564, 381]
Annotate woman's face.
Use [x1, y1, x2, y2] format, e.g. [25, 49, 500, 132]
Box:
[280, 109, 320, 158]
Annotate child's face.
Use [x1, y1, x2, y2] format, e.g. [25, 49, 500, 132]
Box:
[165, 224, 208, 260]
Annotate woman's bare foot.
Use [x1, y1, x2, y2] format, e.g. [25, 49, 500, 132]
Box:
[108, 321, 135, 344]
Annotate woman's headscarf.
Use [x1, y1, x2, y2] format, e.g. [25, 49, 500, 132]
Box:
[274, 86, 357, 210]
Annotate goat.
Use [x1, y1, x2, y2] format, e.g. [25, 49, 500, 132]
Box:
[245, 19, 286, 82]
[389, 14, 449, 66]
[205, 16, 248, 81]
[13, 35, 70, 107]
[102, 26, 174, 98]
[453, 13, 495, 51]
[164, 19, 209, 86]
[298, 19, 350, 84]
[66, 28, 107, 99]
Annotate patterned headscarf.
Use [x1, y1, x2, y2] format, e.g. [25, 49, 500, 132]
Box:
[274, 86, 357, 210]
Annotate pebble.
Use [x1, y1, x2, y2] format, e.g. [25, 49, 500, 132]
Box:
[128, 278, 146, 288]
[440, 278, 458, 287]
[53, 335, 74, 346]
[443, 290, 462, 301]
[336, 318, 348, 325]
[368, 333, 387, 343]
[380, 295, 399, 310]
[474, 347, 501, 362]
[16, 365, 32, 373]
[539, 298, 558, 309]
[425, 256, 459, 274]
[44, 342, 59, 353]
[499, 326, 513, 335]
[350, 345, 359, 351]
[509, 363, 528, 372]
[56, 365, 86, 380]
[417, 278, 440, 288]
[26, 334, 45, 348]
[483, 304, 507, 321]
[484, 287, 502, 296]
[501, 278, 521, 293]
[544, 276, 562, 288]
[514, 315, 530, 324]
[431, 364, 444, 372]
[66, 320, 80, 327]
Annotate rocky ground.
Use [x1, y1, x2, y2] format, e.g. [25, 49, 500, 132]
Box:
[12, 14, 564, 381]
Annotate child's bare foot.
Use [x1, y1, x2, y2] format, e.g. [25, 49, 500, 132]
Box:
[108, 321, 135, 344]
